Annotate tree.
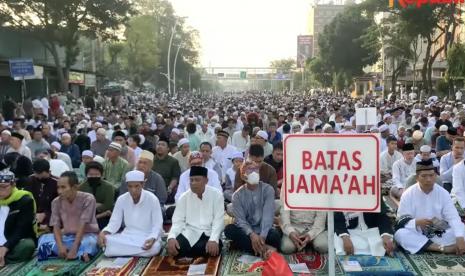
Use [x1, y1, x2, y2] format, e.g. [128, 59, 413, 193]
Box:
[307, 58, 333, 88]
[0, 0, 133, 91]
[318, 4, 381, 87]
[447, 43, 465, 89]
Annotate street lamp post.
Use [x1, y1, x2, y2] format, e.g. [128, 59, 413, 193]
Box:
[173, 43, 182, 97]
[167, 19, 179, 97]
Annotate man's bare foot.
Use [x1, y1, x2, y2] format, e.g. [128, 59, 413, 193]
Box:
[82, 253, 90, 262]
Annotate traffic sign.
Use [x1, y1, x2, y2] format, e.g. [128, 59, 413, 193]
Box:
[283, 134, 380, 212]
[9, 59, 35, 79]
[240, 71, 247, 79]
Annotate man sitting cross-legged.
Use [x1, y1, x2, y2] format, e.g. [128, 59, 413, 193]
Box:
[225, 160, 282, 258]
[99, 170, 163, 257]
[38, 171, 99, 262]
[395, 159, 465, 255]
[167, 166, 224, 258]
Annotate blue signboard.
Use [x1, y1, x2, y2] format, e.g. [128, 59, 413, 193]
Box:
[9, 59, 35, 78]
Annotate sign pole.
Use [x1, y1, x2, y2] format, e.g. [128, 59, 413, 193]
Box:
[21, 76, 26, 103]
[328, 211, 335, 276]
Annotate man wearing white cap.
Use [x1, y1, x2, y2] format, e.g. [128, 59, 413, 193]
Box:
[254, 130, 273, 157]
[99, 170, 163, 257]
[50, 142, 73, 171]
[91, 128, 111, 158]
[172, 138, 191, 173]
[120, 150, 167, 207]
[102, 142, 130, 189]
[383, 113, 398, 137]
[411, 109, 423, 126]
[379, 124, 390, 153]
[0, 130, 11, 161]
[78, 150, 94, 182]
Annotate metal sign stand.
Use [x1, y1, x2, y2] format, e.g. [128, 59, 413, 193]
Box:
[328, 211, 335, 276]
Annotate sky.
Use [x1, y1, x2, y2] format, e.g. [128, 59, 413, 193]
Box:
[169, 0, 311, 68]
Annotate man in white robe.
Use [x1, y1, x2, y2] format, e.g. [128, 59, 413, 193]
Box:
[174, 151, 222, 202]
[395, 160, 465, 254]
[390, 143, 416, 200]
[167, 166, 224, 258]
[99, 170, 163, 257]
[380, 136, 402, 180]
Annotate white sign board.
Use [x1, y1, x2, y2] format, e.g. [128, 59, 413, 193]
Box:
[355, 107, 377, 126]
[283, 134, 380, 212]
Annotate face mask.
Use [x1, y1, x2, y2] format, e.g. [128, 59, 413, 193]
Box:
[87, 177, 101, 186]
[247, 172, 260, 185]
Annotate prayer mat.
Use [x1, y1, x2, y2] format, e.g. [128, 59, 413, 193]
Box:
[142, 255, 220, 276]
[220, 250, 344, 276]
[337, 253, 416, 275]
[404, 252, 465, 275]
[11, 255, 99, 276]
[0, 262, 25, 276]
[82, 256, 150, 276]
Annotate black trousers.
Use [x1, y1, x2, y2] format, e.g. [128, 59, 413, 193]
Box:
[443, 182, 452, 193]
[176, 233, 223, 258]
[224, 224, 282, 254]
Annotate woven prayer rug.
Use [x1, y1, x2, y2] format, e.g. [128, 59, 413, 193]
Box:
[141, 255, 220, 276]
[338, 252, 416, 275]
[220, 250, 344, 276]
[0, 262, 26, 276]
[404, 252, 465, 275]
[81, 256, 151, 276]
[11, 254, 99, 276]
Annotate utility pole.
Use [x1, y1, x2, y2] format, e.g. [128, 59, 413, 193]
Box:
[173, 43, 182, 97]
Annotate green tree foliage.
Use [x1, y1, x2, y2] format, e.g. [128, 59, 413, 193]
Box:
[0, 0, 133, 91]
[307, 58, 333, 88]
[447, 43, 465, 80]
[318, 5, 380, 86]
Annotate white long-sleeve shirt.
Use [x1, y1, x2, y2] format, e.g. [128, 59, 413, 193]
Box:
[230, 131, 249, 152]
[453, 161, 465, 208]
[103, 190, 163, 240]
[398, 183, 465, 238]
[380, 150, 403, 175]
[392, 159, 416, 189]
[175, 168, 222, 202]
[212, 144, 237, 178]
[168, 186, 225, 246]
[440, 152, 457, 184]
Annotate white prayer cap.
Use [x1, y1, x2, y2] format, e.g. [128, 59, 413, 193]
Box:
[108, 142, 122, 152]
[255, 130, 268, 141]
[420, 145, 432, 153]
[51, 141, 61, 151]
[139, 134, 145, 145]
[439, 125, 448, 132]
[94, 122, 102, 128]
[96, 128, 106, 135]
[93, 155, 105, 164]
[178, 138, 189, 148]
[139, 150, 154, 162]
[1, 122, 8, 127]
[82, 150, 94, 158]
[383, 113, 392, 120]
[229, 151, 244, 161]
[171, 128, 181, 135]
[125, 170, 145, 182]
[61, 133, 71, 139]
[379, 124, 389, 133]
[1, 130, 11, 136]
[413, 109, 422, 114]
[412, 130, 423, 140]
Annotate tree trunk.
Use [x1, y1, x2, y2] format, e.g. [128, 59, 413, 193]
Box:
[47, 42, 67, 92]
[422, 37, 432, 95]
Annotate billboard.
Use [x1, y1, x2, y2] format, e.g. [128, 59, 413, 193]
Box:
[297, 35, 313, 68]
